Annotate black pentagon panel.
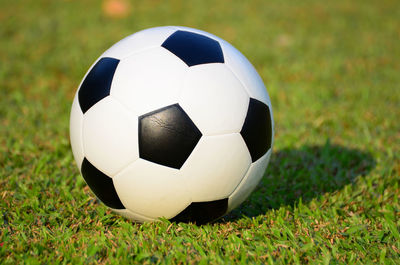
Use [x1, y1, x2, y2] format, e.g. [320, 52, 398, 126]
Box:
[78, 57, 120, 113]
[240, 98, 272, 162]
[170, 198, 228, 225]
[161, 30, 224, 66]
[81, 158, 125, 209]
[139, 104, 202, 169]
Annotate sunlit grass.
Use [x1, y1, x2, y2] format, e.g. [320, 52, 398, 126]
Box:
[0, 0, 399, 263]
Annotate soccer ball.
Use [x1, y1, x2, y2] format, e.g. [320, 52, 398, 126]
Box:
[70, 26, 274, 224]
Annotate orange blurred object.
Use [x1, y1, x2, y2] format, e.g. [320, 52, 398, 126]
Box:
[102, 0, 131, 18]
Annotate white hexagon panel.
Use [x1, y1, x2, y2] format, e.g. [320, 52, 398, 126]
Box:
[110, 46, 187, 116]
[221, 41, 272, 107]
[113, 159, 191, 219]
[180, 133, 251, 201]
[82, 97, 139, 177]
[179, 64, 249, 136]
[70, 26, 274, 225]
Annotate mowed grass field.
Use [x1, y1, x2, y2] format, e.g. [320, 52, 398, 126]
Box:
[1, 0, 399, 263]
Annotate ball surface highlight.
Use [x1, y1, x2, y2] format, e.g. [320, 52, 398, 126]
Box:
[70, 26, 274, 224]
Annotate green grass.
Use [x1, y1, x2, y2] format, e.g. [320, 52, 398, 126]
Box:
[1, 0, 399, 263]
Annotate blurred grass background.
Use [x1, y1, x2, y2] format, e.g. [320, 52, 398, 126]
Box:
[1, 0, 399, 263]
